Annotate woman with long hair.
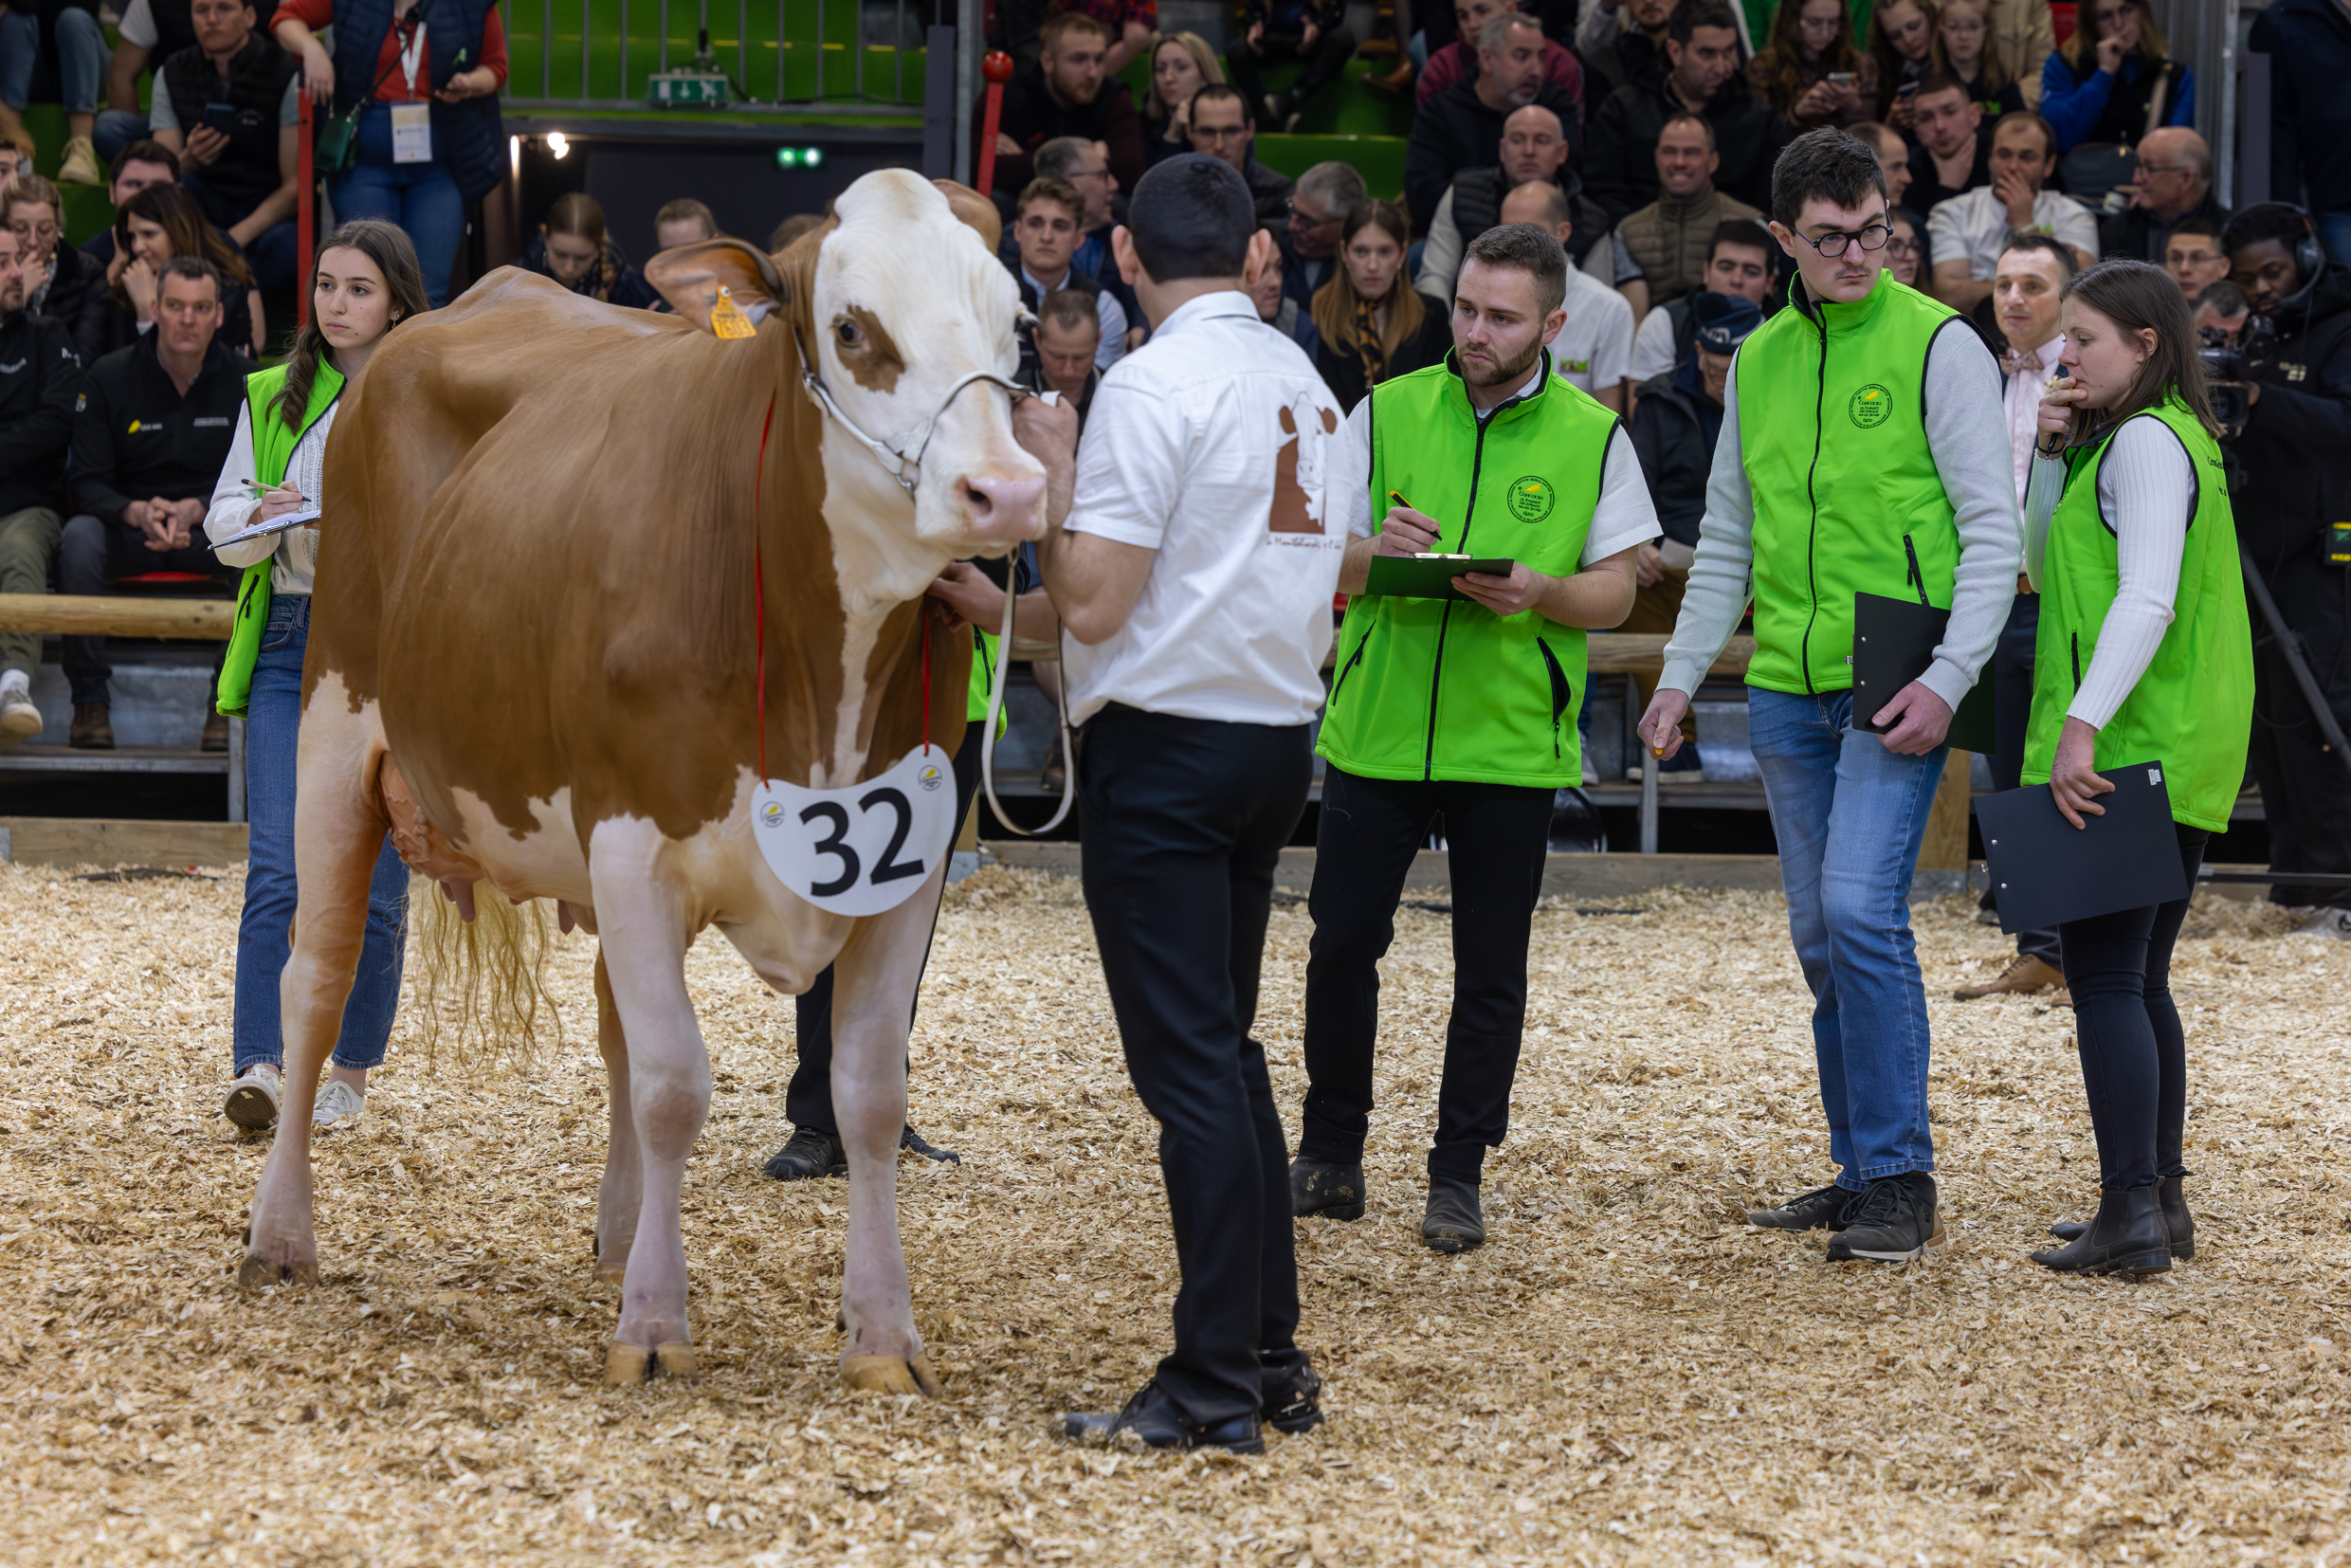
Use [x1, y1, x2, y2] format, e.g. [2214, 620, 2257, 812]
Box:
[2020, 259, 2251, 1276]
[1311, 200, 1451, 409]
[2039, 0, 2193, 156]
[515, 191, 657, 309]
[1750, 0, 1875, 132]
[1868, 0, 1941, 131]
[2, 172, 103, 356]
[1141, 32, 1224, 163]
[205, 220, 430, 1133]
[1885, 206, 1926, 289]
[96, 183, 263, 358]
[1937, 0, 2024, 118]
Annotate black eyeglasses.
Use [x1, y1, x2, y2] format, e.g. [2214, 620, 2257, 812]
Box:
[1788, 222, 1893, 259]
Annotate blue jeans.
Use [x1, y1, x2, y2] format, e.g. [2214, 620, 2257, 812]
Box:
[235, 593, 409, 1074]
[328, 103, 465, 306]
[2318, 211, 2351, 272]
[93, 107, 149, 161]
[0, 6, 102, 114]
[1748, 686, 1947, 1188]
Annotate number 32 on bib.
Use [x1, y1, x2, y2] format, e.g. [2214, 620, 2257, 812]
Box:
[750, 745, 960, 917]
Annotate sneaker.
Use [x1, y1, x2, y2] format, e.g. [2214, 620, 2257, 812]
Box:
[2293, 907, 2351, 940]
[1953, 952, 2063, 1000]
[1290, 1155, 1367, 1220]
[223, 1062, 282, 1129]
[1260, 1354, 1324, 1435]
[0, 672, 39, 748]
[57, 135, 101, 187]
[1825, 1173, 1943, 1263]
[1421, 1175, 1485, 1253]
[312, 1079, 364, 1128]
[1747, 1181, 1857, 1231]
[900, 1122, 959, 1163]
[1064, 1378, 1265, 1453]
[761, 1124, 847, 1180]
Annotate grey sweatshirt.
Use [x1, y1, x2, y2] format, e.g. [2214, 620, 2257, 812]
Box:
[1658, 322, 2025, 711]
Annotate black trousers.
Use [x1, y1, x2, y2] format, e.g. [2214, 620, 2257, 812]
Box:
[785, 720, 985, 1135]
[58, 515, 234, 706]
[1985, 594, 2063, 966]
[2247, 558, 2351, 911]
[1299, 764, 1554, 1185]
[2056, 824, 2207, 1192]
[1079, 702, 1310, 1427]
[1224, 25, 1360, 113]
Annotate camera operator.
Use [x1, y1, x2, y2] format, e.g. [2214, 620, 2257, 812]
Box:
[2219, 203, 2351, 937]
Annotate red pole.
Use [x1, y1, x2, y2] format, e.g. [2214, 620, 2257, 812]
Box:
[975, 50, 1014, 198]
[296, 91, 314, 328]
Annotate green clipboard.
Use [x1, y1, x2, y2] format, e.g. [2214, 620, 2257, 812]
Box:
[1362, 555, 1515, 601]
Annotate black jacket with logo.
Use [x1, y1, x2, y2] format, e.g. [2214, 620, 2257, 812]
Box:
[0, 309, 84, 517]
[68, 332, 248, 527]
[2234, 264, 2351, 568]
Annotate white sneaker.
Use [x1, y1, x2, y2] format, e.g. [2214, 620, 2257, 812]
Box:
[2294, 907, 2351, 940]
[312, 1079, 365, 1128]
[224, 1062, 282, 1128]
[0, 670, 39, 748]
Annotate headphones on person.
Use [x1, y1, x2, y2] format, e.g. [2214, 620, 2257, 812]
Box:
[2232, 201, 2327, 283]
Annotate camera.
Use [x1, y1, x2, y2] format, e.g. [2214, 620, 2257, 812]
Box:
[2198, 317, 2274, 444]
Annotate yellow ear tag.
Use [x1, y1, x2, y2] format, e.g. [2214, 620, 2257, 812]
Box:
[710, 285, 756, 340]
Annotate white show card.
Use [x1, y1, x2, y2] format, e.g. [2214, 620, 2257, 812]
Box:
[751, 744, 957, 917]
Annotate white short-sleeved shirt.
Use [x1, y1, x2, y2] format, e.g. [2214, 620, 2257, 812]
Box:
[1061, 292, 1348, 727]
[1629, 301, 1679, 385]
[1549, 267, 1634, 396]
[119, 0, 159, 47]
[1926, 186, 2102, 279]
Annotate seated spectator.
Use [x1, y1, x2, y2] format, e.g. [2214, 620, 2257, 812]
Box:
[1031, 134, 1142, 347]
[1749, 0, 1875, 133]
[90, 181, 261, 360]
[654, 197, 718, 252]
[82, 138, 182, 272]
[1576, 0, 1674, 105]
[1183, 83, 1292, 227]
[1604, 113, 1760, 321]
[1050, 0, 1154, 75]
[1850, 119, 1912, 210]
[1279, 158, 1363, 317]
[1021, 284, 1103, 420]
[0, 225, 79, 746]
[0, 140, 20, 183]
[2164, 215, 2229, 302]
[1406, 12, 1582, 233]
[1248, 223, 1320, 359]
[4, 173, 104, 346]
[1927, 111, 2098, 309]
[1418, 103, 1611, 301]
[1311, 199, 1452, 408]
[1226, 0, 1356, 134]
[1885, 204, 1927, 287]
[1988, 233, 2074, 501]
[1867, 0, 1941, 128]
[980, 11, 1145, 197]
[1497, 181, 1634, 410]
[1902, 76, 1992, 216]
[2040, 0, 2192, 156]
[61, 254, 244, 752]
[1418, 0, 1583, 113]
[152, 0, 300, 298]
[2099, 126, 2225, 264]
[2192, 279, 2248, 339]
[1587, 0, 1778, 224]
[515, 191, 658, 310]
[1939, 0, 2026, 119]
[1628, 216, 1772, 382]
[0, 0, 103, 184]
[769, 212, 824, 252]
[1007, 176, 1127, 371]
[97, 0, 203, 161]
[1139, 31, 1220, 166]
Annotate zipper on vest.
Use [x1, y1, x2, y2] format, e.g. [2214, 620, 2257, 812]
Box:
[1331, 622, 1374, 702]
[1539, 637, 1573, 760]
[2070, 631, 2082, 692]
[1424, 415, 1494, 780]
[1903, 534, 1930, 606]
[1798, 305, 1829, 694]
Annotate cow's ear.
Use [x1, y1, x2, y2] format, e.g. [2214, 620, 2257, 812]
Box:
[932, 179, 1002, 251]
[646, 239, 786, 336]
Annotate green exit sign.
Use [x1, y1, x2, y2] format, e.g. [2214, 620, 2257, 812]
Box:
[775, 146, 827, 170]
[648, 72, 730, 106]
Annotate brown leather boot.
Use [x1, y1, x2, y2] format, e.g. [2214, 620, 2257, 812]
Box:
[1361, 59, 1416, 100]
[202, 708, 229, 752]
[70, 701, 114, 750]
[1953, 953, 2062, 1000]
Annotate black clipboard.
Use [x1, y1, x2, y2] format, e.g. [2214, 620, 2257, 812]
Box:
[1362, 555, 1514, 602]
[1975, 763, 2190, 933]
[1851, 592, 1998, 754]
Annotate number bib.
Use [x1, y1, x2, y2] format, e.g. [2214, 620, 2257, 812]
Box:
[750, 744, 958, 917]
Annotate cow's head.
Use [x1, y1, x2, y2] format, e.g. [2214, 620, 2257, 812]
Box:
[647, 171, 1046, 561]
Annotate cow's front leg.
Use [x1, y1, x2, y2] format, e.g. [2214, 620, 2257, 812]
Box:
[592, 950, 640, 1285]
[829, 861, 948, 1396]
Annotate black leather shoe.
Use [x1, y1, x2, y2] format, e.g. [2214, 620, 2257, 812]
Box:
[2032, 1183, 2172, 1276]
[762, 1125, 847, 1180]
[1749, 1181, 1859, 1231]
[1290, 1155, 1366, 1220]
[1063, 1379, 1265, 1454]
[1260, 1353, 1323, 1435]
[1422, 1175, 1485, 1252]
[2049, 1174, 2193, 1259]
[1825, 1173, 1942, 1263]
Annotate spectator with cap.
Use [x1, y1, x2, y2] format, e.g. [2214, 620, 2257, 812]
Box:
[2251, 0, 2351, 269]
[2039, 0, 2194, 157]
[1587, 0, 1780, 225]
[1417, 102, 1611, 301]
[1576, 0, 1675, 105]
[0, 222, 79, 748]
[81, 138, 181, 273]
[0, 0, 106, 185]
[1278, 159, 1362, 319]
[2163, 215, 2229, 303]
[1626, 216, 1773, 383]
[1850, 120, 1912, 210]
[1406, 12, 1582, 235]
[1225, 0, 1355, 134]
[1496, 179, 1632, 410]
[1417, 0, 1582, 112]
[983, 11, 1146, 196]
[2099, 127, 2225, 266]
[1311, 199, 1452, 409]
[653, 197, 717, 253]
[1900, 76, 1991, 219]
[1183, 84, 1292, 227]
[97, 0, 202, 160]
[152, 0, 301, 298]
[1009, 176, 1129, 372]
[1927, 111, 2097, 311]
[1248, 223, 1320, 360]
[1601, 112, 1761, 324]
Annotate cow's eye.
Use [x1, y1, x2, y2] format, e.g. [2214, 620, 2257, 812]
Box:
[835, 319, 863, 347]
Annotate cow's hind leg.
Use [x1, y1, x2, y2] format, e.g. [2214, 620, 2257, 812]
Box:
[592, 950, 641, 1285]
[243, 696, 391, 1288]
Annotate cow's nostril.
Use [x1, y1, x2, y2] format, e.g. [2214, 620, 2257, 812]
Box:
[963, 483, 991, 513]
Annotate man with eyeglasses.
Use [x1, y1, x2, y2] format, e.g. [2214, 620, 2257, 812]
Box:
[1032, 135, 1146, 352]
[2099, 127, 2227, 265]
[1183, 83, 1294, 227]
[1641, 128, 2019, 1265]
[1276, 160, 1364, 319]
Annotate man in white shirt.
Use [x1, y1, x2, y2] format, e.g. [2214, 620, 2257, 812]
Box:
[1037, 155, 1344, 1455]
[1009, 178, 1129, 372]
[1927, 111, 2098, 310]
[1497, 179, 1634, 410]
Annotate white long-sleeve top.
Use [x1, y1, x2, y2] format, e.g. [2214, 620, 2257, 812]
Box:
[202, 399, 338, 595]
[2021, 414, 2195, 731]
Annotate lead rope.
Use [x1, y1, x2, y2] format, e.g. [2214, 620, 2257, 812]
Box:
[752, 396, 775, 783]
[980, 568, 1075, 835]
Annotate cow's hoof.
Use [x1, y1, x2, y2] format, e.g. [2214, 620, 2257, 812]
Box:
[843, 1352, 941, 1397]
[238, 1255, 319, 1291]
[605, 1340, 698, 1385]
[592, 1263, 628, 1286]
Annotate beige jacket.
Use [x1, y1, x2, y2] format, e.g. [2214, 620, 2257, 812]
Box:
[1990, 0, 2057, 106]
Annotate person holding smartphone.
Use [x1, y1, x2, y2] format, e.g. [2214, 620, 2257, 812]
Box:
[2018, 258, 2251, 1275]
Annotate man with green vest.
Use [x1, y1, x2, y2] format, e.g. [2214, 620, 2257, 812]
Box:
[1290, 223, 1660, 1253]
[1640, 129, 2022, 1264]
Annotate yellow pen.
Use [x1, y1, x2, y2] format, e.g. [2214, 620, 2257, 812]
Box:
[1387, 489, 1439, 550]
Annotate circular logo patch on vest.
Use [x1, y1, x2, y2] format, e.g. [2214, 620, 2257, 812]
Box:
[1849, 383, 1894, 428]
[1506, 475, 1555, 523]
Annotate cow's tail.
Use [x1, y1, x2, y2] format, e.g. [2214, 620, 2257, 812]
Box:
[410, 876, 565, 1069]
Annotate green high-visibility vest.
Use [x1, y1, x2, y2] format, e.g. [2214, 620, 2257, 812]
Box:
[1736, 271, 1980, 695]
[214, 360, 344, 719]
[1317, 351, 1619, 790]
[2021, 398, 2252, 833]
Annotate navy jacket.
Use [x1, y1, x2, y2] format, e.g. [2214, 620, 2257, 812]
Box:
[330, 0, 502, 201]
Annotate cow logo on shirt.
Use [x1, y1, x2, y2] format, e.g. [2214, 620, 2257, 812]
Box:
[1506, 475, 1555, 523]
[1849, 383, 1893, 428]
[1270, 395, 1340, 536]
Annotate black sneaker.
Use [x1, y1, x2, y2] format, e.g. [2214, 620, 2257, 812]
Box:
[1749, 1181, 1859, 1231]
[1421, 1175, 1485, 1253]
[1260, 1354, 1323, 1435]
[900, 1123, 960, 1164]
[1063, 1378, 1265, 1454]
[1290, 1156, 1367, 1220]
[1825, 1173, 1943, 1263]
[761, 1125, 847, 1181]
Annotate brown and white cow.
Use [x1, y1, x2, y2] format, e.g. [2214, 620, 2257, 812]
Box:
[238, 172, 1047, 1394]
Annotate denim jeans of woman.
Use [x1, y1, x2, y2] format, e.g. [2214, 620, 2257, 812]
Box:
[327, 102, 465, 306]
[236, 593, 409, 1075]
[0, 6, 102, 114]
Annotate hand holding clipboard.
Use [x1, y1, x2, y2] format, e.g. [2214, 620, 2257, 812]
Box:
[210, 481, 319, 552]
[1363, 490, 1527, 609]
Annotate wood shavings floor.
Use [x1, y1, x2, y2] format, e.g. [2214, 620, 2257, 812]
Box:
[2, 862, 2348, 1566]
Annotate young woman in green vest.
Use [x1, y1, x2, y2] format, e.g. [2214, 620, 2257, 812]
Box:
[204, 220, 429, 1133]
[2019, 258, 2251, 1276]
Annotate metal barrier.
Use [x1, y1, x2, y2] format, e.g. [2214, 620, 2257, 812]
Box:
[503, 0, 931, 112]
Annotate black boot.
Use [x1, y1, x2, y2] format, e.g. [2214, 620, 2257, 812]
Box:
[2030, 1183, 2172, 1275]
[2047, 1174, 2194, 1259]
[1259, 1352, 1324, 1434]
[761, 1125, 847, 1180]
[1421, 1175, 1485, 1252]
[1290, 1155, 1367, 1220]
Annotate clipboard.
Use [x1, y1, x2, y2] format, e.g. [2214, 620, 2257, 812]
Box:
[1974, 763, 2190, 933]
[210, 506, 322, 550]
[1362, 554, 1514, 602]
[1851, 592, 1998, 754]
